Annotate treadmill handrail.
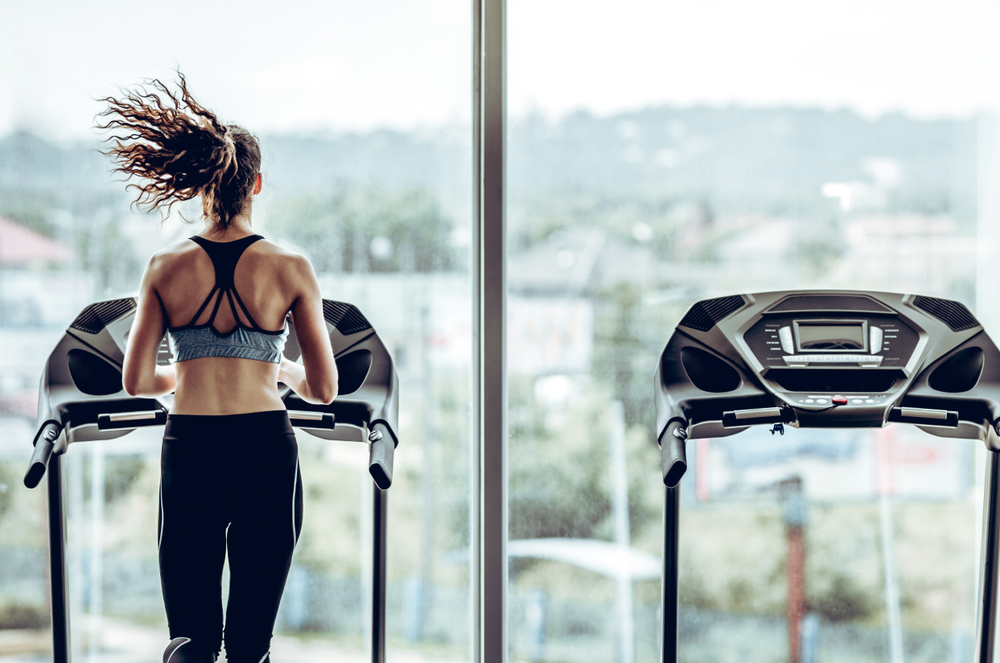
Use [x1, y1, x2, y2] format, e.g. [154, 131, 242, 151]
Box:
[23, 420, 63, 489]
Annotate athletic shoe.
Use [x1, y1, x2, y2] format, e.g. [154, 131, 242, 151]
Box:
[162, 637, 217, 663]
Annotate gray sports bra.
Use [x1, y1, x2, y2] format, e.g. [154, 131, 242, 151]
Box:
[167, 235, 289, 364]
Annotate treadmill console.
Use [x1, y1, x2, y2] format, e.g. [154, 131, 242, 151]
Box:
[741, 295, 922, 406]
[655, 290, 1000, 447]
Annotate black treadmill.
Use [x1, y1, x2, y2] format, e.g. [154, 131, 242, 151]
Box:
[22, 296, 399, 663]
[654, 290, 1000, 663]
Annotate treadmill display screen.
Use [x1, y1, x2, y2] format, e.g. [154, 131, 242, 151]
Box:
[796, 322, 866, 351]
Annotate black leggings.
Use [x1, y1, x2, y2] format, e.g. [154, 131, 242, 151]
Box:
[159, 411, 302, 663]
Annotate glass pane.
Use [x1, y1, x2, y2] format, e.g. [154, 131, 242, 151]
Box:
[0, 2, 471, 661]
[508, 1, 995, 661]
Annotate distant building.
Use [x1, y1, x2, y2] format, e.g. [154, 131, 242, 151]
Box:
[508, 229, 601, 375]
[0, 216, 92, 420]
[0, 215, 90, 328]
[829, 214, 976, 299]
[0, 215, 74, 267]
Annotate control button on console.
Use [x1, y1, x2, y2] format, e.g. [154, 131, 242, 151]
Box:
[832, 395, 848, 405]
[778, 326, 794, 354]
[783, 354, 883, 365]
[870, 326, 883, 354]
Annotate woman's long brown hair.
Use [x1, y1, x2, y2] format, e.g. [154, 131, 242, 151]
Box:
[96, 72, 260, 230]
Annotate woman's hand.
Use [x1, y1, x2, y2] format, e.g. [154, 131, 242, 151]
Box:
[278, 356, 336, 405]
[278, 355, 335, 404]
[278, 356, 304, 390]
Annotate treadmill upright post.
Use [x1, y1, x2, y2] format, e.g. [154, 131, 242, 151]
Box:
[976, 450, 1000, 663]
[372, 483, 388, 663]
[47, 453, 71, 663]
[661, 484, 680, 663]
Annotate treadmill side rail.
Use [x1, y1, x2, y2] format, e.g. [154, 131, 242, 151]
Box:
[887, 406, 960, 427]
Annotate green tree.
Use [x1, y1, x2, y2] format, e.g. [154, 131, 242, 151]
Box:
[266, 186, 458, 273]
[507, 378, 659, 544]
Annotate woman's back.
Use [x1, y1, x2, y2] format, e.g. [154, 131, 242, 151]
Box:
[158, 234, 296, 337]
[149, 233, 313, 414]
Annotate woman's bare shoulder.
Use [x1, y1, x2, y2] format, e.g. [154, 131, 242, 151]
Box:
[143, 239, 201, 281]
[252, 239, 314, 274]
[253, 237, 302, 257]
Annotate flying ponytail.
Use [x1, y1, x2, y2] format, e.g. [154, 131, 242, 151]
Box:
[96, 72, 261, 230]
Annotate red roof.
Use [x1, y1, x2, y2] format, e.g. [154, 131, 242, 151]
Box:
[0, 215, 75, 265]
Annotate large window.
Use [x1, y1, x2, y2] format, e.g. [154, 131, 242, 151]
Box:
[507, 1, 997, 661]
[0, 2, 472, 662]
[5, 2, 1000, 662]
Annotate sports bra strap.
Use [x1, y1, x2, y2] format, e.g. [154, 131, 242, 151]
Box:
[186, 284, 219, 328]
[206, 285, 227, 326]
[230, 287, 264, 331]
[182, 234, 267, 330]
[189, 235, 264, 289]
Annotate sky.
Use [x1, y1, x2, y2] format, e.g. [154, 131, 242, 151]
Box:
[2, 0, 999, 142]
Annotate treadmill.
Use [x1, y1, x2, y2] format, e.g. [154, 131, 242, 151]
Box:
[22, 296, 399, 663]
[654, 290, 1000, 663]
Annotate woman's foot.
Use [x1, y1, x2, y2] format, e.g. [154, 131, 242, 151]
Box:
[163, 637, 217, 663]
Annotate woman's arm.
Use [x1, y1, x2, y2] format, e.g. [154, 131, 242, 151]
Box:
[281, 255, 337, 405]
[123, 254, 177, 397]
[279, 356, 335, 405]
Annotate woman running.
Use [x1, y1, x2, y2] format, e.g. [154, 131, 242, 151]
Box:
[99, 73, 338, 663]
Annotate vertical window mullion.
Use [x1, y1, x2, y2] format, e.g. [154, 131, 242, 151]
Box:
[473, 0, 507, 661]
